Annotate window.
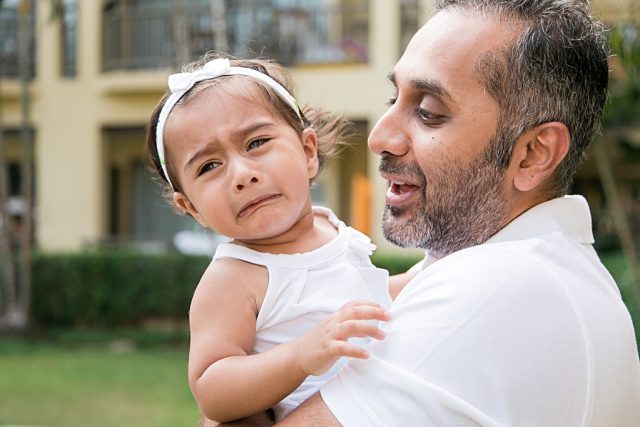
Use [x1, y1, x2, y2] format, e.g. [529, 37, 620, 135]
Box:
[399, 0, 421, 54]
[61, 0, 78, 77]
[0, 0, 23, 78]
[101, 0, 369, 71]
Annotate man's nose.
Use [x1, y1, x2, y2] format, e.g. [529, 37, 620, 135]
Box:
[368, 106, 410, 157]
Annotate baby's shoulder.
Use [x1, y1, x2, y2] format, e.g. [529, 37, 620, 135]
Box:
[209, 255, 267, 278]
[191, 257, 269, 311]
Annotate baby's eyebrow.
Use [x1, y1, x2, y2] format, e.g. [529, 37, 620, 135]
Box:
[232, 121, 276, 142]
[184, 143, 218, 174]
[183, 122, 277, 173]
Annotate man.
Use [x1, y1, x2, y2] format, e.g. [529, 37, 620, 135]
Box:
[277, 0, 640, 425]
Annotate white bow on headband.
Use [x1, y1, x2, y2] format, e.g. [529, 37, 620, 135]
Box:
[168, 57, 232, 93]
[155, 58, 302, 189]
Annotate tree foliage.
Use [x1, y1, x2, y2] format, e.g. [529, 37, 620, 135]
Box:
[605, 23, 640, 126]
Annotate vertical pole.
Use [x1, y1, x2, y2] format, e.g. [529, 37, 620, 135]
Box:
[174, 0, 190, 67]
[0, 4, 19, 329]
[210, 0, 228, 53]
[17, 0, 33, 329]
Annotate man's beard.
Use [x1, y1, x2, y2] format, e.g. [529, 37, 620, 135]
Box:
[380, 145, 509, 257]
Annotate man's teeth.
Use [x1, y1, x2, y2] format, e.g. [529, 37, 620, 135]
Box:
[391, 181, 411, 194]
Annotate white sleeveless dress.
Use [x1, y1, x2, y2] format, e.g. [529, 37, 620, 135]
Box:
[212, 207, 391, 420]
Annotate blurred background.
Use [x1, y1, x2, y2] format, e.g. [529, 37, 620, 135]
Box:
[0, 0, 638, 426]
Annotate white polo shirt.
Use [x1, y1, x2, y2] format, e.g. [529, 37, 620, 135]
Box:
[321, 195, 640, 426]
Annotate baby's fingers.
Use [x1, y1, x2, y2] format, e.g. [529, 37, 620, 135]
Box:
[338, 301, 391, 322]
[330, 340, 371, 360]
[338, 319, 386, 340]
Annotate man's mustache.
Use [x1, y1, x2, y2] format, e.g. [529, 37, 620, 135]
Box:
[378, 154, 425, 184]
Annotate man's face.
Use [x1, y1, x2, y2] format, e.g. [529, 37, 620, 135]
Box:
[369, 9, 517, 257]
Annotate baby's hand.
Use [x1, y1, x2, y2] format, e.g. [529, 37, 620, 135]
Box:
[293, 300, 391, 376]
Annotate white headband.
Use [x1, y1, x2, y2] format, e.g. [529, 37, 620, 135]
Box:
[155, 57, 302, 188]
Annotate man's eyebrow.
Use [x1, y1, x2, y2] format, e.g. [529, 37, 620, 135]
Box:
[386, 71, 397, 86]
[387, 71, 454, 104]
[411, 78, 454, 103]
[183, 121, 276, 173]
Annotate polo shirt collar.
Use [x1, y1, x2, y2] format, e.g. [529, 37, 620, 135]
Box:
[486, 195, 594, 245]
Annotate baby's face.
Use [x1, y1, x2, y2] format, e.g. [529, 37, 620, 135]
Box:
[164, 81, 319, 245]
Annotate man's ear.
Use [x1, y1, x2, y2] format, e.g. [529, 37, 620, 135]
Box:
[511, 122, 570, 192]
[301, 128, 320, 179]
[172, 191, 207, 228]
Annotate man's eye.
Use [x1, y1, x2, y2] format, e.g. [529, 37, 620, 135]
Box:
[415, 108, 445, 125]
[198, 161, 220, 176]
[247, 138, 270, 151]
[385, 93, 398, 106]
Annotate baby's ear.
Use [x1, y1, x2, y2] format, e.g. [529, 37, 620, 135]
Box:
[172, 192, 207, 228]
[301, 128, 319, 179]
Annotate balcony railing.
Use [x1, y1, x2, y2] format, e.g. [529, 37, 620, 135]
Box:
[101, 0, 369, 71]
[0, 4, 36, 79]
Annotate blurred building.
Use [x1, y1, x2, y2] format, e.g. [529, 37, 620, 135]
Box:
[0, 0, 638, 254]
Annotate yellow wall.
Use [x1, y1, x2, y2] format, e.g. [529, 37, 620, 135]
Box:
[1, 0, 636, 252]
[593, 0, 640, 22]
[21, 0, 434, 251]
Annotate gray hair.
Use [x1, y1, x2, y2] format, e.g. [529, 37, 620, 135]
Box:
[435, 0, 609, 195]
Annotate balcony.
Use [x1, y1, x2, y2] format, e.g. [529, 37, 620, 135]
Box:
[101, 0, 369, 72]
[0, 3, 35, 79]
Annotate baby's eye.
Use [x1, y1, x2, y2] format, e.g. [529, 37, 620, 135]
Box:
[247, 138, 270, 151]
[198, 161, 220, 176]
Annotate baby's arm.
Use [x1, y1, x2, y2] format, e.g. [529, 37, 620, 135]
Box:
[189, 258, 390, 423]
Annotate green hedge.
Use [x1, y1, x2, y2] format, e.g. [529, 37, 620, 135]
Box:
[31, 251, 210, 328]
[28, 251, 422, 329]
[372, 253, 423, 275]
[21, 250, 639, 342]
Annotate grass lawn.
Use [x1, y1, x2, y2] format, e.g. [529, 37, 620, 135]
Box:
[0, 337, 201, 427]
[0, 251, 635, 427]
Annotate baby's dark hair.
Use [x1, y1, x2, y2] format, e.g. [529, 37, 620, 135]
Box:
[145, 52, 352, 197]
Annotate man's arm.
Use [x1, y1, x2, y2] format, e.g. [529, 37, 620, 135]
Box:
[276, 393, 340, 426]
[208, 411, 274, 427]
[214, 393, 339, 426]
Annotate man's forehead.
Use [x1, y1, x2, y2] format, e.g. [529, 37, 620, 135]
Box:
[393, 9, 517, 93]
